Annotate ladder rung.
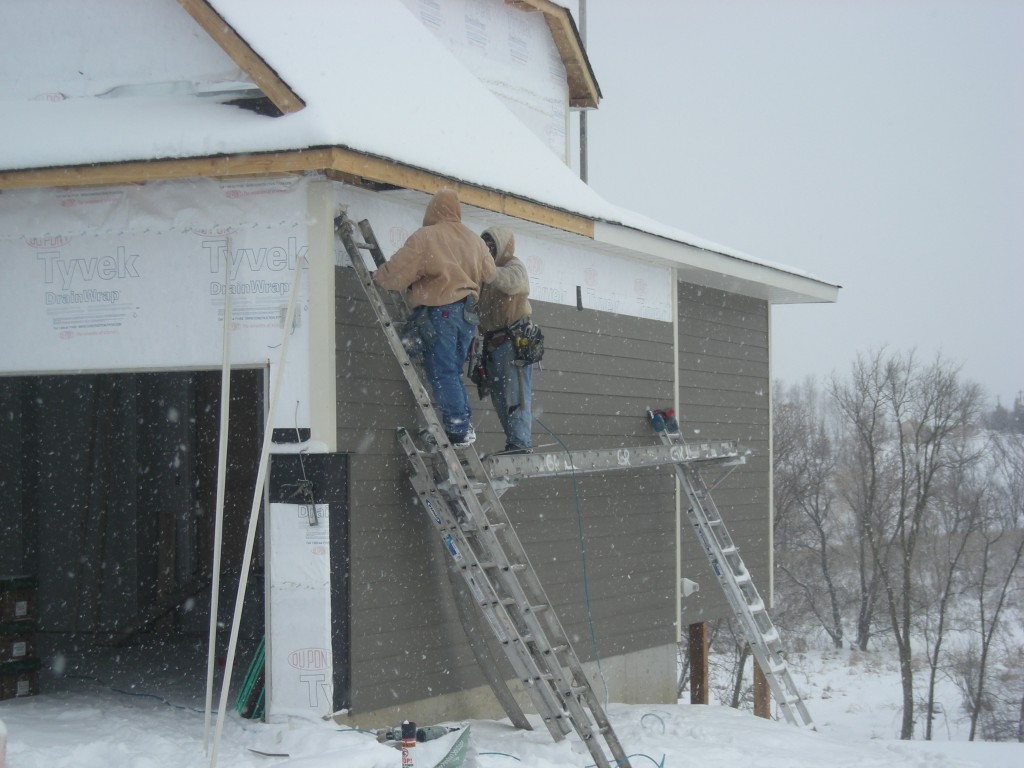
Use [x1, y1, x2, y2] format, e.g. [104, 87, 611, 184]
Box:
[477, 561, 525, 571]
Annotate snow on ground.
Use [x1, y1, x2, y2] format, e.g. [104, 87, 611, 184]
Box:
[2, 643, 1022, 768]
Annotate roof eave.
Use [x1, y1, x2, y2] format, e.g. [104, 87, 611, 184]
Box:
[0, 151, 836, 305]
[0, 148, 595, 237]
[593, 221, 840, 305]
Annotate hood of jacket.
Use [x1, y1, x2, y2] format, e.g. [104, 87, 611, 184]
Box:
[481, 225, 516, 266]
[422, 188, 461, 226]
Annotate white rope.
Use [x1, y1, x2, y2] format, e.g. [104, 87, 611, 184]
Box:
[209, 254, 304, 768]
[204, 235, 233, 752]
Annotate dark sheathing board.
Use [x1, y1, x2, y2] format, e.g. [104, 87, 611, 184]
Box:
[334, 265, 677, 712]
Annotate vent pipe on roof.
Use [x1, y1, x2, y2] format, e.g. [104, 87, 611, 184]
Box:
[579, 0, 588, 183]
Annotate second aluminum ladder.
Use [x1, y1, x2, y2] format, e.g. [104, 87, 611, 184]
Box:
[649, 411, 814, 728]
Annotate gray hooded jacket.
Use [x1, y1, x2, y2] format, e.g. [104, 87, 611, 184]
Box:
[479, 226, 531, 333]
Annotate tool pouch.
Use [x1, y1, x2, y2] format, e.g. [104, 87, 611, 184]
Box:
[509, 317, 544, 366]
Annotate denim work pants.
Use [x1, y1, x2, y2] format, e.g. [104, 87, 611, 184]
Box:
[422, 300, 476, 437]
[487, 339, 532, 450]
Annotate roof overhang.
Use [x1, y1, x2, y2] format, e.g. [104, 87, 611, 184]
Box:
[0, 147, 595, 237]
[0, 148, 838, 305]
[593, 221, 840, 305]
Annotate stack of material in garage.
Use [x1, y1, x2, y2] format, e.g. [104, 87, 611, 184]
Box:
[0, 575, 40, 700]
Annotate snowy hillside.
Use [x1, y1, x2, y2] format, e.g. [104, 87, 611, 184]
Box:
[2, 646, 1022, 768]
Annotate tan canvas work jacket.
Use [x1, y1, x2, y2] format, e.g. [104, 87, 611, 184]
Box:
[374, 189, 495, 308]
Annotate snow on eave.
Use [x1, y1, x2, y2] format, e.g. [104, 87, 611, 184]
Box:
[0, 0, 836, 304]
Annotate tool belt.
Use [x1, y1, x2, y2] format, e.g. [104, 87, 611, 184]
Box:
[483, 328, 511, 352]
[484, 317, 544, 365]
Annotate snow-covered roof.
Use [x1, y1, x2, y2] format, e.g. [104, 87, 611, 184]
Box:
[0, 0, 838, 305]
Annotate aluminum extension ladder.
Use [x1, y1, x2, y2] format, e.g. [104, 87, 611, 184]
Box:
[649, 413, 815, 728]
[335, 212, 632, 768]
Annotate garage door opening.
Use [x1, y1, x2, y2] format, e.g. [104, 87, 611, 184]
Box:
[0, 368, 265, 701]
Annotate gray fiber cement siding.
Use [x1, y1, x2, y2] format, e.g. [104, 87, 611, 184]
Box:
[335, 267, 771, 711]
[676, 283, 772, 625]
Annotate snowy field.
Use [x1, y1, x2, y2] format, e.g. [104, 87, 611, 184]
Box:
[2, 640, 1022, 768]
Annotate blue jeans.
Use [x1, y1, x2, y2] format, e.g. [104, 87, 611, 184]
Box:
[487, 340, 532, 450]
[422, 300, 475, 436]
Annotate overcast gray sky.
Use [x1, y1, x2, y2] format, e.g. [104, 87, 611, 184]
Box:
[575, 0, 1023, 407]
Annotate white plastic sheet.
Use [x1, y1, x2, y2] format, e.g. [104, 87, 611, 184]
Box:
[266, 502, 333, 722]
[0, 177, 311, 375]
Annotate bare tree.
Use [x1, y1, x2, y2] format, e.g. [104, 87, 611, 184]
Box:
[960, 433, 1024, 740]
[833, 349, 982, 739]
[773, 380, 846, 647]
[831, 351, 898, 652]
[918, 432, 991, 739]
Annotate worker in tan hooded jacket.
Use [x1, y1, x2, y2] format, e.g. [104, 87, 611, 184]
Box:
[479, 226, 533, 454]
[374, 189, 495, 447]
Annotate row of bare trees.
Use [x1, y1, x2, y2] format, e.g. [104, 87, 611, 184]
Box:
[773, 349, 1024, 741]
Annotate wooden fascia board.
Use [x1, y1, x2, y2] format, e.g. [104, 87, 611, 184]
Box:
[325, 148, 593, 236]
[506, 0, 601, 108]
[0, 148, 594, 238]
[0, 150, 335, 189]
[177, 0, 305, 114]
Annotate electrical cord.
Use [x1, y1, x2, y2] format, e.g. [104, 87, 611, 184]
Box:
[65, 673, 206, 714]
[640, 711, 669, 735]
[534, 417, 609, 707]
[531, 420, 671, 768]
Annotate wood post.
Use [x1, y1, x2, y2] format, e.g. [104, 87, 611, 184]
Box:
[688, 622, 709, 705]
[753, 658, 770, 719]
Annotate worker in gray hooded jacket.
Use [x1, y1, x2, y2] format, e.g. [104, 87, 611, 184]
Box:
[478, 226, 533, 454]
